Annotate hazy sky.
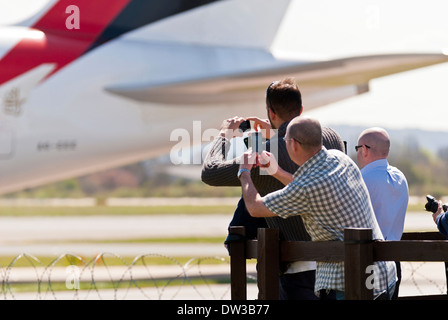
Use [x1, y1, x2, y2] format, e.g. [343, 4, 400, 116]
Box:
[272, 0, 448, 132]
[306, 62, 448, 132]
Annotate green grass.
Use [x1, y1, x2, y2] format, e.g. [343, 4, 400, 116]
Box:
[0, 254, 233, 268]
[0, 199, 430, 218]
[85, 236, 225, 244]
[2, 276, 248, 294]
[0, 205, 235, 217]
[407, 203, 427, 212]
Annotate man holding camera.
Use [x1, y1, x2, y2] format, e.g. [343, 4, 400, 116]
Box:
[201, 78, 345, 300]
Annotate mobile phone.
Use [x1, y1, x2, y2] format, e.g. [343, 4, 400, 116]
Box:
[250, 131, 262, 154]
[243, 137, 249, 149]
[238, 120, 251, 132]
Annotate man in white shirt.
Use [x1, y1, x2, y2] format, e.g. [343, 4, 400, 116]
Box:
[356, 127, 409, 299]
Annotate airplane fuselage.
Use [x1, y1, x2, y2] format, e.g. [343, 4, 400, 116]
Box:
[1, 0, 447, 195]
[0, 27, 266, 194]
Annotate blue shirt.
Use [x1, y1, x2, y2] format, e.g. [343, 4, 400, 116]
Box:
[436, 213, 448, 238]
[361, 159, 409, 241]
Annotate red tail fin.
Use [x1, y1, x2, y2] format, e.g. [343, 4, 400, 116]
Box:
[35, 0, 132, 40]
[0, 0, 131, 85]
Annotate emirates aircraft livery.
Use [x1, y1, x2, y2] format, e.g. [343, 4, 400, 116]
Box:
[0, 0, 447, 194]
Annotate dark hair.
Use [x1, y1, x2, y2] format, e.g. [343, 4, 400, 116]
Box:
[266, 78, 303, 121]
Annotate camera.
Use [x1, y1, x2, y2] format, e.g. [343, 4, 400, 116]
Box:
[251, 131, 263, 154]
[425, 195, 448, 213]
[238, 120, 251, 132]
[243, 131, 263, 154]
[240, 120, 263, 154]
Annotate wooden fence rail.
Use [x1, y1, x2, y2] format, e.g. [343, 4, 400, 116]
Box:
[229, 226, 448, 300]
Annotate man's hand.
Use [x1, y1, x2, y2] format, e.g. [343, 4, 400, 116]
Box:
[240, 150, 258, 171]
[433, 200, 445, 223]
[219, 117, 246, 139]
[259, 150, 293, 185]
[258, 151, 279, 176]
[239, 150, 276, 218]
[246, 116, 274, 139]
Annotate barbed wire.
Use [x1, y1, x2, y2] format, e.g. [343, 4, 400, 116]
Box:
[0, 252, 255, 300]
[0, 254, 445, 300]
[400, 261, 447, 297]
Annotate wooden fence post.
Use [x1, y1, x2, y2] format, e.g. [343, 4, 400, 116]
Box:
[344, 228, 374, 300]
[229, 226, 247, 300]
[257, 228, 279, 300]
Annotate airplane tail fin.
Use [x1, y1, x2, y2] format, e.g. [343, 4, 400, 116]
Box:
[0, 0, 132, 86]
[126, 0, 293, 50]
[24, 0, 131, 41]
[14, 0, 265, 49]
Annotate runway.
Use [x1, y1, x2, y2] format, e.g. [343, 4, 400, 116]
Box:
[0, 214, 231, 242]
[0, 214, 231, 257]
[0, 211, 439, 257]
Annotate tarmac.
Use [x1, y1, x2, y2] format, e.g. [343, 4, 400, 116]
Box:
[0, 214, 231, 257]
[0, 211, 439, 257]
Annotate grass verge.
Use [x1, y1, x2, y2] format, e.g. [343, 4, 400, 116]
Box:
[0, 205, 235, 217]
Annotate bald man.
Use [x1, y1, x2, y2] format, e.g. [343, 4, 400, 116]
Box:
[356, 127, 409, 241]
[356, 127, 409, 299]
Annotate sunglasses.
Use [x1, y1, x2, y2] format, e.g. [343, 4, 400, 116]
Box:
[355, 144, 371, 152]
[283, 136, 303, 144]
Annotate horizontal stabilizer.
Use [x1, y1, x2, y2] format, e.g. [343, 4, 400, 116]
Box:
[105, 52, 448, 109]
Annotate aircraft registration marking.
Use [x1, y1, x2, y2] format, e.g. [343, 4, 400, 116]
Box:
[3, 87, 25, 116]
[37, 140, 77, 152]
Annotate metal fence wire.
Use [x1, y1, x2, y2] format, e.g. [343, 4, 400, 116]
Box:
[0, 253, 258, 300]
[0, 253, 445, 300]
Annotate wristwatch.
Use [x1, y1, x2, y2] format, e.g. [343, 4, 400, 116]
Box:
[237, 168, 250, 179]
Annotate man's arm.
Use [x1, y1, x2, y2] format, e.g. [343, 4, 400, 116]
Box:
[433, 201, 448, 237]
[239, 153, 276, 218]
[201, 117, 246, 187]
[258, 151, 293, 186]
[201, 136, 242, 186]
[436, 213, 448, 238]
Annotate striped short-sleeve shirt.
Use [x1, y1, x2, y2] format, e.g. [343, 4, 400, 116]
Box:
[263, 148, 397, 294]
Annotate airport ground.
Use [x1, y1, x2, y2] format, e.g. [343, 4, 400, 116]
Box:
[0, 198, 446, 300]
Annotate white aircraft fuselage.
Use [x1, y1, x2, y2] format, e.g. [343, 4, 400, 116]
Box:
[0, 0, 447, 195]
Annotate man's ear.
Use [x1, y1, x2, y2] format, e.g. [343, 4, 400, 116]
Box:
[268, 107, 276, 122]
[291, 139, 300, 153]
